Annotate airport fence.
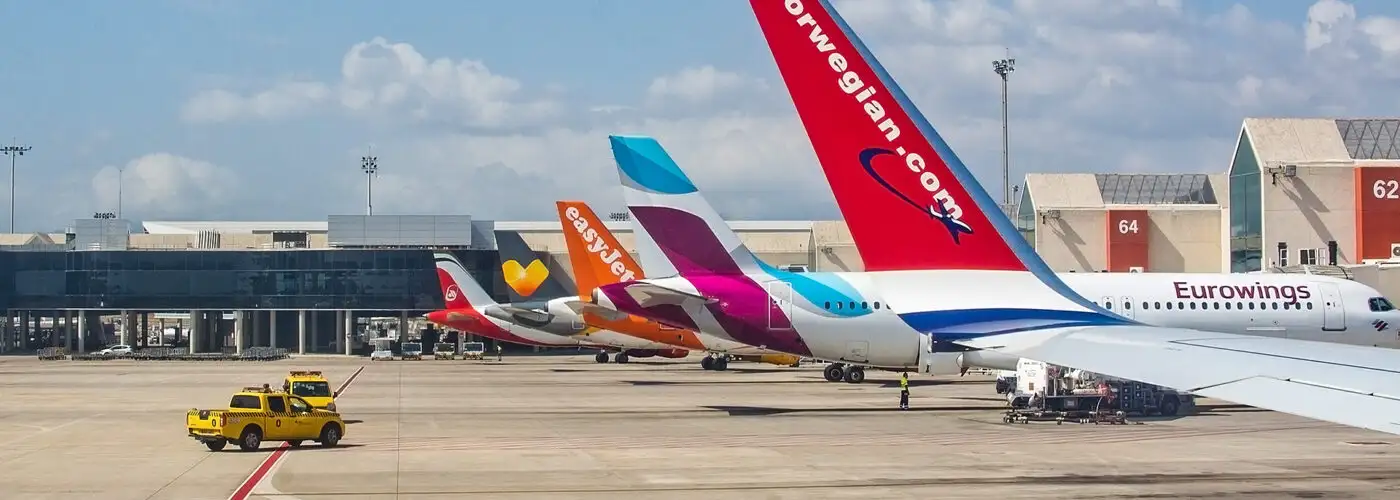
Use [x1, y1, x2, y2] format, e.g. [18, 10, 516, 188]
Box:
[63, 347, 293, 362]
[36, 347, 68, 360]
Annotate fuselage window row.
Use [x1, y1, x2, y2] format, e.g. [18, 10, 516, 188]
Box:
[1108, 300, 1316, 312]
[822, 301, 882, 311]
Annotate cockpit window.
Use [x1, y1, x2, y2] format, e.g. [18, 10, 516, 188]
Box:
[1369, 297, 1396, 312]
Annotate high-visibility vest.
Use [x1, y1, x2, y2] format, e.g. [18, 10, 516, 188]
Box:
[900, 378, 909, 389]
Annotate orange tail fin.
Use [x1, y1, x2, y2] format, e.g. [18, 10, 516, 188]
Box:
[556, 201, 644, 302]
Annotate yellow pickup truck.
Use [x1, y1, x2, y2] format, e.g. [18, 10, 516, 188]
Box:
[186, 387, 346, 451]
[282, 370, 336, 412]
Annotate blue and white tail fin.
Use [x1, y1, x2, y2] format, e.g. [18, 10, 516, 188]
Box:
[610, 134, 764, 277]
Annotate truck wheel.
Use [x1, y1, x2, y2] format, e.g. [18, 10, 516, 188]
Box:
[205, 439, 227, 451]
[238, 426, 263, 452]
[288, 440, 303, 447]
[319, 423, 341, 448]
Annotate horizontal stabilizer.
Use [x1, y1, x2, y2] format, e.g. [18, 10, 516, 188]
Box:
[561, 300, 631, 321]
[483, 305, 553, 325]
[623, 282, 717, 309]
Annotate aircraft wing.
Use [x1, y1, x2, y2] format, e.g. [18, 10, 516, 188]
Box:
[622, 282, 717, 309]
[954, 324, 1400, 436]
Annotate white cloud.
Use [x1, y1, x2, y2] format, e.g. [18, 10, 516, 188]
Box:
[1305, 0, 1356, 52]
[147, 0, 1400, 224]
[180, 37, 557, 128]
[1359, 16, 1400, 56]
[90, 153, 238, 219]
[646, 66, 761, 105]
[182, 82, 331, 123]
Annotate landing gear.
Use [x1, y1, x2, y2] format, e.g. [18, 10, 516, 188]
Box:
[842, 365, 865, 384]
[614, 352, 630, 364]
[595, 352, 609, 363]
[823, 363, 845, 382]
[700, 354, 729, 371]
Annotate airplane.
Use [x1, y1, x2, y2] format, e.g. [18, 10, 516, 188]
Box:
[600, 135, 1400, 382]
[588, 0, 1400, 436]
[555, 200, 803, 370]
[430, 235, 687, 364]
[424, 252, 595, 350]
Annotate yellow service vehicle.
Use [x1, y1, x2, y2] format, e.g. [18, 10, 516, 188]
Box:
[186, 387, 346, 451]
[282, 370, 337, 411]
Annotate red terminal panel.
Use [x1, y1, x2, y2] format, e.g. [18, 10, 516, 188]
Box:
[1106, 210, 1149, 272]
[1355, 167, 1400, 261]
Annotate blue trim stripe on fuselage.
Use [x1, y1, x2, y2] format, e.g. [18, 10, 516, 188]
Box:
[896, 308, 1134, 341]
[755, 260, 869, 318]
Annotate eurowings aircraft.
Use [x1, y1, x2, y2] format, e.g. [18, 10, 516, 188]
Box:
[423, 251, 686, 362]
[589, 0, 1400, 435]
[556, 200, 802, 370]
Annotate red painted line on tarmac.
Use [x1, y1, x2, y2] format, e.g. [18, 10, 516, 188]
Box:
[228, 445, 288, 500]
[227, 364, 366, 500]
[334, 365, 366, 397]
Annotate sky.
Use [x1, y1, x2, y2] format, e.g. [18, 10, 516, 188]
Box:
[3, 0, 1400, 232]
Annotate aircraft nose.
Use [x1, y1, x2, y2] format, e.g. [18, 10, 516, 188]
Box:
[424, 310, 446, 323]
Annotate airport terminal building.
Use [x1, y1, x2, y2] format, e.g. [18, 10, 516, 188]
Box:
[1, 116, 1398, 355]
[0, 215, 502, 355]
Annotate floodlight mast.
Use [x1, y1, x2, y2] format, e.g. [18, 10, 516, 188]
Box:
[992, 54, 1016, 210]
[1, 140, 33, 233]
[361, 149, 379, 216]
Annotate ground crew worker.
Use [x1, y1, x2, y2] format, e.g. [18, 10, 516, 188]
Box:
[899, 372, 910, 410]
[496, 343, 503, 362]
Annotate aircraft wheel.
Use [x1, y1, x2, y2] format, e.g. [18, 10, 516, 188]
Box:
[823, 363, 845, 382]
[713, 356, 729, 371]
[700, 356, 715, 370]
[615, 352, 629, 364]
[843, 365, 865, 384]
[1160, 395, 1180, 416]
[595, 352, 609, 363]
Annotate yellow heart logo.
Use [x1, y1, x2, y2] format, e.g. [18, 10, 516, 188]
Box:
[502, 259, 549, 297]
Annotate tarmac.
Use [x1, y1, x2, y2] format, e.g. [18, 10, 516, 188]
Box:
[2, 354, 1400, 499]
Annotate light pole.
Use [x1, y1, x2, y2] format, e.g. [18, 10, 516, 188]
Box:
[360, 150, 378, 216]
[1, 140, 32, 233]
[992, 54, 1015, 210]
[117, 166, 124, 220]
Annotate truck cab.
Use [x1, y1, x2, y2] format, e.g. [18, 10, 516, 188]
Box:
[283, 370, 336, 411]
[186, 387, 345, 451]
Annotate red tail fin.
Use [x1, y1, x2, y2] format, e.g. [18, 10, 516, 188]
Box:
[436, 268, 470, 309]
[750, 0, 1028, 272]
